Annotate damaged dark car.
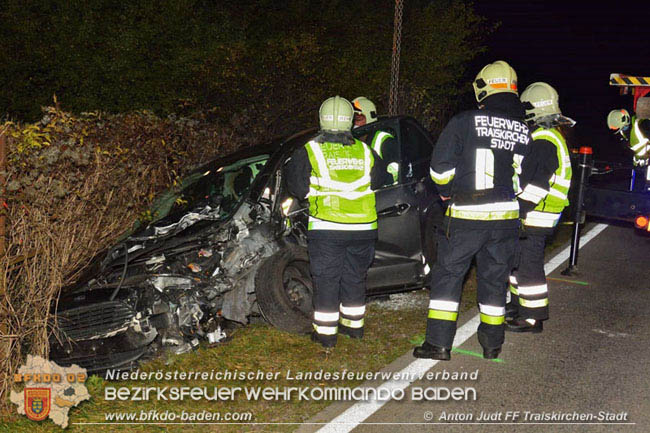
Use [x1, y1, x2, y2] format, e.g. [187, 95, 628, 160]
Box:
[49, 116, 445, 373]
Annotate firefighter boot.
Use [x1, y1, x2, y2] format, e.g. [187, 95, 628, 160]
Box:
[483, 346, 501, 360]
[505, 317, 543, 333]
[311, 331, 337, 348]
[413, 342, 451, 360]
[339, 325, 363, 339]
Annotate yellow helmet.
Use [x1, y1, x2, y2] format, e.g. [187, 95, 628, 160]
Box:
[319, 96, 353, 132]
[473, 60, 518, 103]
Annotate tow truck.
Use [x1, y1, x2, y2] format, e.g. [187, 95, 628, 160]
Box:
[580, 73, 650, 233]
[562, 73, 650, 273]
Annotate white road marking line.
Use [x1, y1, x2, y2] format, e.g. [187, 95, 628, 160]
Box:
[316, 223, 609, 433]
[543, 223, 608, 274]
[593, 328, 630, 338]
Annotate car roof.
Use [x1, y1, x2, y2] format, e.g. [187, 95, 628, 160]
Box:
[188, 115, 414, 175]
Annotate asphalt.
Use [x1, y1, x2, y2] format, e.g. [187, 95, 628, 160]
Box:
[298, 223, 650, 433]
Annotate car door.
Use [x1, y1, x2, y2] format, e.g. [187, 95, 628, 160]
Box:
[355, 117, 435, 292]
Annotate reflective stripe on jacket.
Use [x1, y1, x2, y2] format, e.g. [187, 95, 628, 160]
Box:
[371, 131, 394, 157]
[630, 116, 650, 160]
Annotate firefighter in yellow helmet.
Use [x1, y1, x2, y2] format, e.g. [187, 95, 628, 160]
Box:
[352, 97, 399, 183]
[607, 109, 650, 191]
[285, 96, 390, 347]
[413, 60, 531, 361]
[506, 82, 574, 332]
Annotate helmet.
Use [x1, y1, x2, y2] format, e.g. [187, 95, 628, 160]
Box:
[352, 97, 378, 124]
[607, 109, 631, 131]
[520, 82, 561, 122]
[473, 60, 518, 103]
[319, 96, 353, 132]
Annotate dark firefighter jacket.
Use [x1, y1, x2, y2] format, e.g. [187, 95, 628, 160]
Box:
[429, 93, 532, 229]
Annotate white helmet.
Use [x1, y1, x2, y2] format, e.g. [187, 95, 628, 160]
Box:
[319, 96, 353, 132]
[521, 82, 575, 127]
[352, 97, 378, 124]
[520, 82, 560, 120]
[607, 109, 631, 131]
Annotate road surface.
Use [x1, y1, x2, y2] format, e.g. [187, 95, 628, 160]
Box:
[299, 223, 650, 433]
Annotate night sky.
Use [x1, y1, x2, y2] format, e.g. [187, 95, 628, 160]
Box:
[472, 0, 650, 158]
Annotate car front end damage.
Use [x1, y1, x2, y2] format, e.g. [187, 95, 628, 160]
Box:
[50, 166, 289, 373]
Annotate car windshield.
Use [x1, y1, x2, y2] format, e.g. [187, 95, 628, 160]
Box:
[173, 154, 270, 217]
[127, 154, 270, 238]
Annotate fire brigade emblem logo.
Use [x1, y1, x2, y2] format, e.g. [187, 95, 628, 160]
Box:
[24, 388, 51, 422]
[11, 355, 90, 428]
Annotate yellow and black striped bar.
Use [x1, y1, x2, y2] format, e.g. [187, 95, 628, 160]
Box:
[610, 73, 650, 86]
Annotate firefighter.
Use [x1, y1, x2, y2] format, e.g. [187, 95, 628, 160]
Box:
[352, 97, 399, 183]
[285, 96, 390, 348]
[607, 109, 650, 191]
[413, 60, 531, 361]
[506, 82, 574, 332]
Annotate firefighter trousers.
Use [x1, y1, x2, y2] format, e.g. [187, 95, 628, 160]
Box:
[508, 233, 549, 320]
[308, 237, 375, 345]
[426, 227, 517, 350]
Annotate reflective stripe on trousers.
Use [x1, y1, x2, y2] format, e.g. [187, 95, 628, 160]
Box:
[309, 238, 375, 344]
[509, 233, 549, 320]
[340, 303, 365, 333]
[425, 227, 517, 350]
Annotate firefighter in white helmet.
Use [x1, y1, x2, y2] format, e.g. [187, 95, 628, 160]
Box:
[607, 108, 650, 191]
[506, 82, 574, 332]
[352, 97, 399, 183]
[413, 60, 532, 361]
[285, 96, 389, 348]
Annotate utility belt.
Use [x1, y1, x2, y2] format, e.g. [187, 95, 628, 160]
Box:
[451, 187, 515, 206]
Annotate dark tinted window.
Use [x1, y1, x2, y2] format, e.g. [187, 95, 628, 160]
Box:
[354, 125, 398, 158]
[400, 119, 434, 181]
[353, 121, 400, 186]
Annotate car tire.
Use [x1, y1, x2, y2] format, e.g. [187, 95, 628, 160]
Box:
[255, 245, 313, 334]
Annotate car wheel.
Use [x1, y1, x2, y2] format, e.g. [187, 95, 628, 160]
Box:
[255, 245, 313, 334]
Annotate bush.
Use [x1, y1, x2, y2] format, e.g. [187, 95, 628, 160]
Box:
[0, 103, 245, 411]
